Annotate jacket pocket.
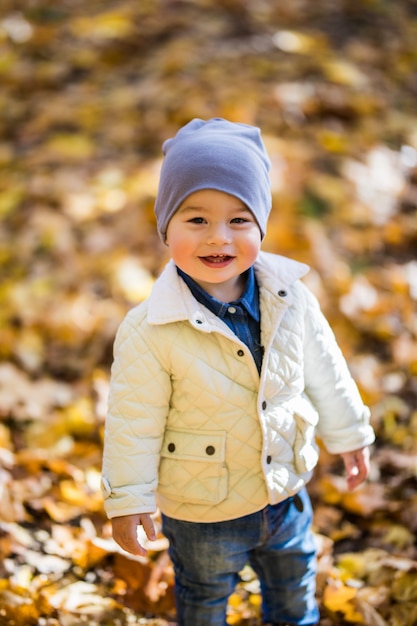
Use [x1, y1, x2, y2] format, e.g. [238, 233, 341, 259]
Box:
[293, 398, 320, 474]
[158, 428, 228, 505]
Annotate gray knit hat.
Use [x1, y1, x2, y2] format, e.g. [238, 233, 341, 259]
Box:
[154, 118, 272, 241]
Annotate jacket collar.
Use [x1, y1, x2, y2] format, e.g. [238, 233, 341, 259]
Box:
[254, 251, 309, 295]
[147, 252, 309, 326]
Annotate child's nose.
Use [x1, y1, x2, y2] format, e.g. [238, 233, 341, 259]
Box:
[207, 223, 232, 244]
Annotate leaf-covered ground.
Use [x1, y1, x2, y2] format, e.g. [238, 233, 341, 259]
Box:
[1, 1, 417, 624]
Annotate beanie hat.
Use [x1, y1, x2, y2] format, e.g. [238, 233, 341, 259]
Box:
[154, 118, 272, 241]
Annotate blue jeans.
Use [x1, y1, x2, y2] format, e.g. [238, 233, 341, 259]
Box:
[161, 487, 319, 626]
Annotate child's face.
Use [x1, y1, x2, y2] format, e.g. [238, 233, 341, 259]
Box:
[165, 189, 262, 300]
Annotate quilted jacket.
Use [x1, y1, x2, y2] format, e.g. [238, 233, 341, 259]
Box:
[101, 251, 375, 522]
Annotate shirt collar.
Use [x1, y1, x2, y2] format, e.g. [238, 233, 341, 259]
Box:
[177, 266, 260, 323]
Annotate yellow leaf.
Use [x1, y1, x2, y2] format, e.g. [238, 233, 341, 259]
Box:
[248, 593, 262, 608]
[70, 12, 134, 40]
[228, 592, 242, 608]
[0, 423, 13, 450]
[392, 572, 417, 602]
[48, 580, 118, 613]
[341, 483, 387, 516]
[62, 397, 96, 438]
[113, 257, 155, 303]
[323, 582, 365, 623]
[337, 553, 367, 581]
[0, 188, 24, 217]
[0, 588, 41, 626]
[46, 134, 95, 160]
[43, 497, 84, 523]
[0, 50, 18, 74]
[324, 581, 357, 609]
[59, 480, 88, 506]
[316, 475, 345, 506]
[72, 538, 108, 569]
[272, 30, 323, 54]
[389, 601, 417, 626]
[322, 59, 367, 87]
[383, 525, 415, 550]
[14, 328, 44, 373]
[317, 129, 349, 153]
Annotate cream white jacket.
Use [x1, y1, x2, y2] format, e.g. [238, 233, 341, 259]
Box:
[101, 251, 375, 522]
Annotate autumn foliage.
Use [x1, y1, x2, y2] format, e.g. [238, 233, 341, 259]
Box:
[0, 1, 417, 624]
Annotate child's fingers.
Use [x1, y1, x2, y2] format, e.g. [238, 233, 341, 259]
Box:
[140, 514, 157, 542]
[112, 515, 148, 556]
[346, 465, 362, 490]
[114, 533, 145, 556]
[342, 447, 370, 490]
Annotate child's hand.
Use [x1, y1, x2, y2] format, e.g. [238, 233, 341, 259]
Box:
[340, 446, 370, 491]
[111, 513, 156, 556]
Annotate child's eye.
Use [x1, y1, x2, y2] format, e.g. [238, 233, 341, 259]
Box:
[231, 217, 249, 224]
[188, 217, 206, 224]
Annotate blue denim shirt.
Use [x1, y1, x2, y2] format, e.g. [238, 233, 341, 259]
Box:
[177, 266, 263, 373]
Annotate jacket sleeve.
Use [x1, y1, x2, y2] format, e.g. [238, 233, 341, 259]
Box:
[101, 309, 171, 518]
[301, 283, 375, 454]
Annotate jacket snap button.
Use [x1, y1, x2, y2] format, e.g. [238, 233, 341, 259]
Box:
[237, 349, 244, 357]
[205, 445, 215, 455]
[266, 455, 272, 464]
[278, 290, 287, 297]
[262, 401, 267, 410]
[293, 493, 304, 512]
[167, 443, 176, 453]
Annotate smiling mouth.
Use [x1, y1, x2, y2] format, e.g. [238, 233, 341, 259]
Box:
[199, 254, 234, 265]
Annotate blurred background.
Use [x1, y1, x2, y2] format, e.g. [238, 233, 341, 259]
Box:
[1, 1, 417, 624]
